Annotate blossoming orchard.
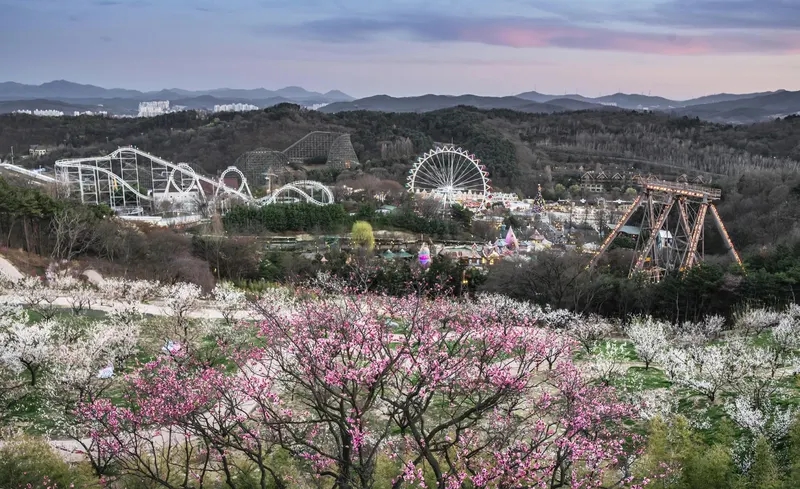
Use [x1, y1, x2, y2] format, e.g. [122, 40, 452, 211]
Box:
[2, 264, 800, 488]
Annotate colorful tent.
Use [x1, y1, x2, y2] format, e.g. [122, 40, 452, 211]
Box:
[505, 227, 519, 249]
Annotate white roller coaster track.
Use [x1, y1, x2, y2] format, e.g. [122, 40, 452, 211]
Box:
[216, 166, 252, 199]
[255, 180, 334, 205]
[54, 147, 332, 208]
[109, 147, 253, 201]
[0, 163, 57, 184]
[54, 161, 153, 202]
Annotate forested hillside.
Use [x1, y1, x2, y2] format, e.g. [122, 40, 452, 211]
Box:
[2, 105, 800, 251]
[3, 105, 799, 181]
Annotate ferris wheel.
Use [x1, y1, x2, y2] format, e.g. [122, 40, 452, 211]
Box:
[406, 145, 491, 209]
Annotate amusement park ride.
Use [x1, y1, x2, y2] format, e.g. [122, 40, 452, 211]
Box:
[589, 177, 742, 282]
[1, 140, 741, 282]
[406, 145, 492, 210]
[38, 147, 334, 215]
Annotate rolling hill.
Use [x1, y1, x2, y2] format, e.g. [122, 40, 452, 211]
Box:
[1, 80, 797, 123]
[321, 91, 799, 123]
[0, 81, 354, 106]
[317, 94, 617, 114]
[674, 90, 800, 123]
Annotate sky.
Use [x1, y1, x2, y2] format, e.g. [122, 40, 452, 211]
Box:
[2, 0, 799, 99]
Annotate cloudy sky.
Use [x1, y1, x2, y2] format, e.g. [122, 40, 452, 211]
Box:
[2, 0, 799, 99]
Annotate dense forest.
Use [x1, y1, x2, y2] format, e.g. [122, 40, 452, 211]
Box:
[3, 106, 800, 184]
[2, 105, 800, 253]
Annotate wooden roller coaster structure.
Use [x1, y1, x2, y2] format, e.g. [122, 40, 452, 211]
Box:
[589, 177, 742, 282]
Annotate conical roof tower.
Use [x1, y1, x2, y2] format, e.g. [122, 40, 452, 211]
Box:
[532, 184, 545, 214]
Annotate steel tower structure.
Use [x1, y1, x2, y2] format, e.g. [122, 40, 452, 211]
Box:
[589, 177, 742, 282]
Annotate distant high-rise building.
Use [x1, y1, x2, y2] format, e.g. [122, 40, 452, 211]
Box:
[213, 103, 259, 113]
[73, 110, 108, 116]
[14, 109, 65, 116]
[138, 101, 171, 117]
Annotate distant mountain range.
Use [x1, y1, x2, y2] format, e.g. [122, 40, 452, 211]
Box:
[1, 80, 798, 124]
[0, 80, 354, 115]
[319, 90, 800, 124]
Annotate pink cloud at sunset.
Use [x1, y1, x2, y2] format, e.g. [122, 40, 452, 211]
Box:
[289, 13, 800, 56]
[3, 0, 799, 96]
[463, 23, 800, 55]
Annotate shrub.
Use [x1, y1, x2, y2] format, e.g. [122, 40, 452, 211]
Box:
[0, 436, 99, 488]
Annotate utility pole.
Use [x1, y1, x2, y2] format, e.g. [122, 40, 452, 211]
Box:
[264, 171, 278, 194]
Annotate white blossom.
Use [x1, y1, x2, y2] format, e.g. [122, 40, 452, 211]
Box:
[626, 316, 669, 369]
[772, 315, 800, 354]
[674, 314, 725, 344]
[785, 303, 800, 321]
[48, 271, 96, 315]
[213, 282, 247, 325]
[725, 395, 796, 443]
[670, 339, 776, 403]
[0, 315, 56, 383]
[585, 341, 628, 385]
[48, 320, 138, 393]
[472, 293, 543, 322]
[567, 314, 614, 353]
[540, 307, 577, 329]
[636, 389, 677, 421]
[670, 344, 730, 402]
[734, 306, 782, 336]
[12, 276, 60, 320]
[100, 278, 162, 303]
[162, 282, 202, 318]
[312, 270, 349, 295]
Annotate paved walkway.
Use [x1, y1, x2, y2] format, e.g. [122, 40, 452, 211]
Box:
[0, 253, 23, 281]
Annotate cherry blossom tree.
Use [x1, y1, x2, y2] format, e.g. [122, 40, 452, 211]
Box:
[0, 304, 35, 417]
[45, 263, 96, 315]
[471, 292, 543, 322]
[668, 339, 768, 403]
[212, 281, 247, 326]
[79, 356, 286, 486]
[155, 282, 209, 358]
[538, 329, 578, 370]
[567, 313, 614, 354]
[635, 389, 678, 422]
[539, 307, 578, 329]
[12, 276, 60, 320]
[40, 319, 140, 476]
[734, 306, 782, 336]
[46, 320, 139, 404]
[586, 341, 629, 386]
[626, 316, 669, 370]
[674, 344, 731, 402]
[0, 306, 55, 386]
[725, 393, 797, 473]
[768, 314, 800, 368]
[672, 314, 724, 346]
[725, 395, 796, 444]
[80, 292, 646, 489]
[655, 347, 689, 382]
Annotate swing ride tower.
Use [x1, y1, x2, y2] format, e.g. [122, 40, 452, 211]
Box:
[589, 177, 742, 282]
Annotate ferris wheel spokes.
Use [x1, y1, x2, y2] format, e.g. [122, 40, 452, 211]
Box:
[406, 145, 491, 210]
